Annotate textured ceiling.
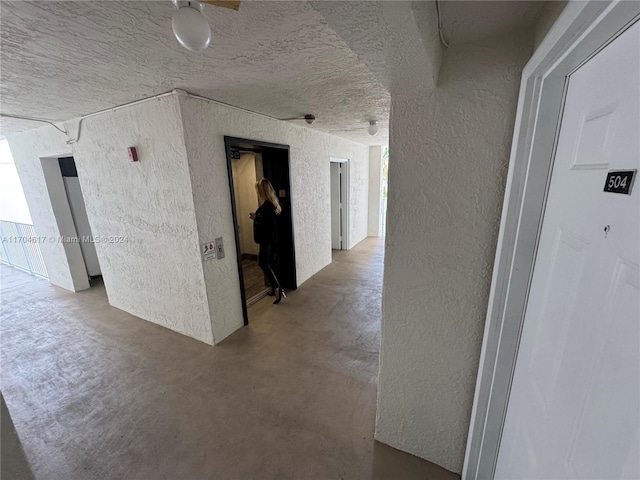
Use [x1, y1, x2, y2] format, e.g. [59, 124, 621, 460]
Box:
[440, 1, 544, 45]
[311, 0, 543, 94]
[0, 1, 546, 144]
[310, 1, 442, 96]
[0, 1, 390, 145]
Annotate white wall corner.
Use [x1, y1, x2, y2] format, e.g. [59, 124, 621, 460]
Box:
[367, 146, 383, 237]
[10, 94, 216, 345]
[39, 157, 90, 292]
[533, 1, 569, 52]
[348, 152, 370, 249]
[411, 0, 443, 88]
[312, 1, 442, 95]
[176, 94, 243, 346]
[376, 29, 533, 475]
[6, 125, 89, 292]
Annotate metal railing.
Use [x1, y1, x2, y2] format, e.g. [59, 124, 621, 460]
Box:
[0, 220, 48, 278]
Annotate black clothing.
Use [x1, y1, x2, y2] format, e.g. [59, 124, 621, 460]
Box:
[258, 244, 280, 291]
[253, 201, 278, 245]
[253, 201, 280, 291]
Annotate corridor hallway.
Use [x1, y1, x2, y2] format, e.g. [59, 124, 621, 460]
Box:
[0, 238, 457, 480]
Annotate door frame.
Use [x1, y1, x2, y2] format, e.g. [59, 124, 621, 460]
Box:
[462, 2, 640, 479]
[329, 157, 349, 250]
[59, 157, 102, 279]
[40, 154, 91, 291]
[224, 136, 294, 326]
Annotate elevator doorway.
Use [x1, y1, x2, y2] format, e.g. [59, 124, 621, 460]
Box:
[225, 137, 297, 325]
[58, 157, 102, 282]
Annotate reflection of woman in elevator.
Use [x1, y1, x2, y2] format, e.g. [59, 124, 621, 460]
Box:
[250, 178, 286, 304]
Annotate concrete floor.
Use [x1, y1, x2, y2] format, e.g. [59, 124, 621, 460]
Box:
[241, 257, 269, 300]
[0, 238, 458, 480]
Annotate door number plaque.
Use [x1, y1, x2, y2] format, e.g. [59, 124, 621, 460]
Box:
[603, 170, 636, 195]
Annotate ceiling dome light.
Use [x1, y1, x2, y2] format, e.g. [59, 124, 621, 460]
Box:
[368, 120, 379, 136]
[172, 2, 211, 52]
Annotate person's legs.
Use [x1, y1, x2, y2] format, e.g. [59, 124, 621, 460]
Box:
[258, 244, 280, 291]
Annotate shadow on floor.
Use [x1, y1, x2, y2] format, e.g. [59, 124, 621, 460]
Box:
[1, 393, 35, 480]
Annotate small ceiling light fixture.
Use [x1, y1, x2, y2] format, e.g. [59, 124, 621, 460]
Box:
[280, 114, 316, 125]
[172, 0, 211, 52]
[368, 120, 379, 136]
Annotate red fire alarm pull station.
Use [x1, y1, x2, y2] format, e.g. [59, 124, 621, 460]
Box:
[128, 147, 139, 162]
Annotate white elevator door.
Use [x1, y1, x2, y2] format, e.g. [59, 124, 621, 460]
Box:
[496, 21, 639, 479]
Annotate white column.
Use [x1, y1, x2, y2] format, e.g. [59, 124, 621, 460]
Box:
[375, 33, 532, 474]
[367, 146, 382, 237]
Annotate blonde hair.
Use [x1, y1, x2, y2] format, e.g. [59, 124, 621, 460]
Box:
[255, 178, 282, 214]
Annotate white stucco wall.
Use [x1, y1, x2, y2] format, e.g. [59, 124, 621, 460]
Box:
[8, 96, 215, 345]
[367, 146, 382, 237]
[534, 1, 568, 50]
[348, 150, 369, 249]
[7, 127, 88, 291]
[375, 32, 532, 474]
[7, 92, 369, 346]
[70, 96, 214, 345]
[178, 94, 370, 297]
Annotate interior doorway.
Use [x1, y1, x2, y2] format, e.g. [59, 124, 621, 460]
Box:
[39, 154, 101, 290]
[58, 157, 101, 281]
[225, 137, 297, 325]
[330, 157, 349, 250]
[230, 149, 266, 303]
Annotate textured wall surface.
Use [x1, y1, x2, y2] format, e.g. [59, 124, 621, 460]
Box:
[311, 1, 442, 95]
[533, 1, 568, 50]
[9, 97, 214, 344]
[375, 32, 532, 474]
[367, 146, 382, 237]
[7, 92, 368, 346]
[178, 94, 369, 317]
[7, 128, 87, 292]
[348, 147, 370, 250]
[439, 1, 543, 45]
[70, 96, 214, 345]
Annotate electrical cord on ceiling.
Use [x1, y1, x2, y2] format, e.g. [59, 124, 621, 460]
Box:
[435, 0, 450, 48]
[0, 113, 68, 135]
[70, 91, 178, 144]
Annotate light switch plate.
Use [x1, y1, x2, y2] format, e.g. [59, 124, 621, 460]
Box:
[214, 237, 225, 259]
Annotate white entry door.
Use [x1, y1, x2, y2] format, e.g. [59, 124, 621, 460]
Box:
[495, 21, 639, 479]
